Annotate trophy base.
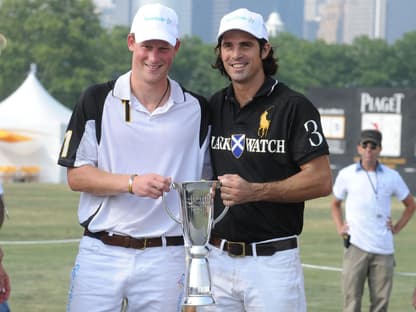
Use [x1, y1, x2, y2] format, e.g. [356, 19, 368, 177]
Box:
[183, 295, 215, 306]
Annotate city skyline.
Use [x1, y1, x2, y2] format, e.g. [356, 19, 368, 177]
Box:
[94, 0, 416, 44]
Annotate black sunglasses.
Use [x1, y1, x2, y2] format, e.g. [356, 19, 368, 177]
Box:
[361, 141, 378, 150]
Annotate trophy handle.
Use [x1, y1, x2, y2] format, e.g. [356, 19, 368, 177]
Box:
[213, 205, 229, 227]
[211, 181, 229, 227]
[162, 190, 182, 224]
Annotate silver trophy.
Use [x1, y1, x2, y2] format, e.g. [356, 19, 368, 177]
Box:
[163, 180, 229, 306]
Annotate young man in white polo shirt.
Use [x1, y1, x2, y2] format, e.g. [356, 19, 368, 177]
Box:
[331, 129, 415, 311]
[58, 4, 210, 312]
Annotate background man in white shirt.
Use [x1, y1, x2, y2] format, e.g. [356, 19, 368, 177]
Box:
[331, 129, 416, 312]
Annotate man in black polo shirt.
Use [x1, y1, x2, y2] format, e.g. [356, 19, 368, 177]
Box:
[203, 8, 332, 311]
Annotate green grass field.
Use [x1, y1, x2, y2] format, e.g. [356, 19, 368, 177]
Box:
[1, 183, 415, 311]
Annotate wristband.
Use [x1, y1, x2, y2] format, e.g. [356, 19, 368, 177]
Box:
[128, 174, 138, 194]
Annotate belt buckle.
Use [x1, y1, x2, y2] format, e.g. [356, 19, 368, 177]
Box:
[227, 241, 246, 257]
[124, 236, 147, 249]
[139, 238, 147, 249]
[121, 236, 132, 248]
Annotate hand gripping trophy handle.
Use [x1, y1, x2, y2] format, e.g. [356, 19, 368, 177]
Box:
[162, 180, 229, 306]
[163, 181, 229, 226]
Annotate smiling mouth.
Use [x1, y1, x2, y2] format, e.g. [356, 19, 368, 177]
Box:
[230, 62, 248, 69]
[146, 64, 162, 70]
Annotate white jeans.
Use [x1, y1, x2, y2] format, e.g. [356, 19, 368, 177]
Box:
[67, 236, 185, 312]
[198, 239, 306, 312]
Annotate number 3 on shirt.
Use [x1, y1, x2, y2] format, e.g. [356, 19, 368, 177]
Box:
[304, 120, 324, 147]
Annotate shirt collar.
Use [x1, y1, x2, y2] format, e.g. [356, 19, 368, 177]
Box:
[225, 76, 278, 102]
[113, 71, 186, 105]
[355, 161, 383, 172]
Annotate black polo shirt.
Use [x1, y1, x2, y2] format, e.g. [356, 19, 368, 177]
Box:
[209, 77, 329, 242]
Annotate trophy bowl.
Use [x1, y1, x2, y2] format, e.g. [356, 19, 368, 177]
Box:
[163, 180, 228, 306]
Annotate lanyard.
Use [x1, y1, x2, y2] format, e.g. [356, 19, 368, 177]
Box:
[365, 170, 378, 195]
[365, 170, 384, 218]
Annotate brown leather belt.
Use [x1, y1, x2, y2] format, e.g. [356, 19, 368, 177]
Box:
[84, 228, 184, 249]
[209, 235, 297, 257]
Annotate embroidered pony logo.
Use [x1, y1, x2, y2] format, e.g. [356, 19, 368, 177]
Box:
[258, 107, 274, 138]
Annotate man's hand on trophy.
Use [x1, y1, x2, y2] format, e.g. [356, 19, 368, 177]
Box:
[129, 173, 171, 199]
[218, 174, 255, 206]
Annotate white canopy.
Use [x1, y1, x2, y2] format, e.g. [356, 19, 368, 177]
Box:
[0, 64, 72, 183]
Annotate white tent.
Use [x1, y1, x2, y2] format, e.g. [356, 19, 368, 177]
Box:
[0, 64, 72, 183]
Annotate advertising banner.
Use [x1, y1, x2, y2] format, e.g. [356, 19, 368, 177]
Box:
[307, 87, 416, 193]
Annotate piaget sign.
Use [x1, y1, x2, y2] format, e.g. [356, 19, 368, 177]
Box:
[360, 92, 404, 157]
[360, 92, 404, 114]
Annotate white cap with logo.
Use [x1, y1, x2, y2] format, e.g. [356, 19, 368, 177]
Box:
[130, 3, 179, 46]
[217, 8, 268, 41]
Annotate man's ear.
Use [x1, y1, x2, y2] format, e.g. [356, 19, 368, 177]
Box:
[127, 33, 136, 51]
[174, 39, 181, 52]
[261, 43, 271, 59]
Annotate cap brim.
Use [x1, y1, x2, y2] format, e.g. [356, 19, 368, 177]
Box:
[134, 31, 176, 46]
[217, 26, 265, 40]
[360, 138, 379, 145]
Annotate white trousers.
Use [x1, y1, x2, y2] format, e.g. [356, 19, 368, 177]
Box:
[198, 241, 306, 312]
[67, 236, 185, 312]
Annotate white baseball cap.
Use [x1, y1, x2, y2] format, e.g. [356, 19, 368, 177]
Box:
[130, 3, 179, 46]
[217, 8, 269, 41]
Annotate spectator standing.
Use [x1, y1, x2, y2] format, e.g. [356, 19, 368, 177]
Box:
[0, 183, 10, 312]
[331, 129, 416, 311]
[412, 287, 416, 309]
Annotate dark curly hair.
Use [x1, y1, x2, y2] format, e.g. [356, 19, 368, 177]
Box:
[212, 37, 278, 80]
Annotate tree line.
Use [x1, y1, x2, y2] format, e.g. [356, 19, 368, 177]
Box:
[0, 0, 415, 110]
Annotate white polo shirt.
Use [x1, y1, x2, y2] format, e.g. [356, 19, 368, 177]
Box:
[333, 162, 409, 254]
[58, 71, 211, 238]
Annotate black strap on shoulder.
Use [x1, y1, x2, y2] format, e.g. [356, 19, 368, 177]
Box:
[122, 99, 131, 122]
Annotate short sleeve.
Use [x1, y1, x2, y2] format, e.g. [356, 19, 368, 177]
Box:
[333, 169, 347, 200]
